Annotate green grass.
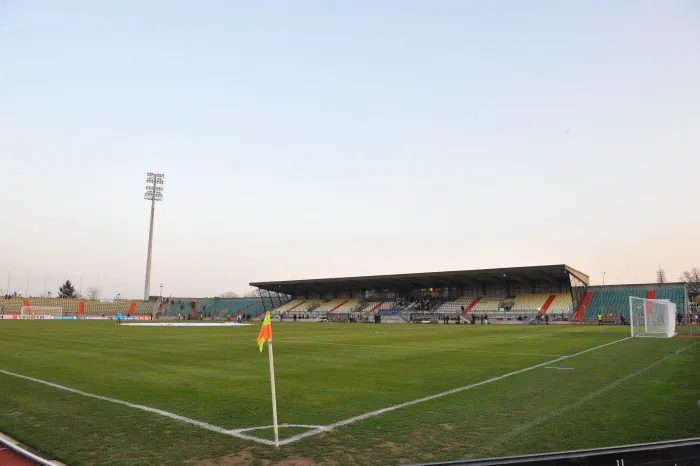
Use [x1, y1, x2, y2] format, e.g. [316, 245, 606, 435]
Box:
[0, 321, 698, 465]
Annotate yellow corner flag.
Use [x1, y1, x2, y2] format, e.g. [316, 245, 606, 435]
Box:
[257, 311, 272, 352]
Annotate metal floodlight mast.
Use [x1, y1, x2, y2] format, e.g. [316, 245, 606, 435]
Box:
[143, 172, 164, 300]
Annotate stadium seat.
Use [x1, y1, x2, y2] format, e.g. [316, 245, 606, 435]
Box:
[547, 294, 573, 312]
[511, 294, 550, 312]
[327, 299, 360, 314]
[583, 289, 647, 321]
[654, 287, 685, 315]
[436, 296, 479, 315]
[315, 299, 349, 316]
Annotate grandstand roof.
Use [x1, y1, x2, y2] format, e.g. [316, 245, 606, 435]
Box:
[251, 264, 588, 295]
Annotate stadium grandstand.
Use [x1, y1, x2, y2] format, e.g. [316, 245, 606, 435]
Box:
[1, 265, 690, 325]
[252, 264, 691, 324]
[0, 297, 156, 317]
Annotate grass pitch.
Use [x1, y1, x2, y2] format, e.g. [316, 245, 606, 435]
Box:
[0, 321, 698, 465]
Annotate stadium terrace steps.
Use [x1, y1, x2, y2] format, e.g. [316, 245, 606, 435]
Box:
[471, 297, 502, 312]
[463, 297, 482, 316]
[424, 294, 575, 319]
[548, 294, 573, 312]
[313, 299, 345, 316]
[437, 296, 479, 315]
[167, 298, 265, 318]
[366, 302, 385, 316]
[540, 295, 556, 313]
[577, 287, 684, 322]
[326, 299, 357, 317]
[574, 292, 592, 320]
[234, 300, 263, 317]
[327, 299, 359, 315]
[351, 301, 372, 314]
[275, 299, 323, 318]
[0, 297, 154, 316]
[279, 300, 306, 318]
[512, 294, 550, 312]
[653, 287, 684, 313]
[583, 289, 647, 320]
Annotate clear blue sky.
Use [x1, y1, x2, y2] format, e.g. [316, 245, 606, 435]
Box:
[1, 1, 698, 299]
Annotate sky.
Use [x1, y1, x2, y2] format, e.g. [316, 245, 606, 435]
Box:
[0, 1, 698, 300]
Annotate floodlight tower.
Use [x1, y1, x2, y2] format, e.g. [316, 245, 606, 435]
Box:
[144, 172, 164, 300]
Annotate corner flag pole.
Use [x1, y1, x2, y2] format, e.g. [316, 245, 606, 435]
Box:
[267, 338, 280, 447]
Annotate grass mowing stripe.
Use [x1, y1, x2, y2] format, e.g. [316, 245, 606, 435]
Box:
[275, 339, 564, 357]
[276, 336, 632, 446]
[0, 369, 277, 446]
[488, 342, 699, 451]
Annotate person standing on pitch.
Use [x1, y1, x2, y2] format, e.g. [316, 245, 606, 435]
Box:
[597, 313, 603, 325]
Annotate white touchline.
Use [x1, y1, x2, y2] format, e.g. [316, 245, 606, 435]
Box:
[0, 336, 633, 448]
[491, 342, 699, 448]
[276, 337, 633, 446]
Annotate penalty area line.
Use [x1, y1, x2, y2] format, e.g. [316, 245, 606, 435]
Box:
[277, 336, 632, 446]
[490, 342, 699, 448]
[0, 369, 277, 447]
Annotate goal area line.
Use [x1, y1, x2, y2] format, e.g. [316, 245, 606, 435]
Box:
[0, 337, 632, 447]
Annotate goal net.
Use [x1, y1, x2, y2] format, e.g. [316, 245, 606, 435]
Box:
[21, 306, 63, 317]
[629, 297, 676, 338]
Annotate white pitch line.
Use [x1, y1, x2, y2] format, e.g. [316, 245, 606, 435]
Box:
[276, 337, 632, 446]
[234, 424, 324, 433]
[492, 342, 699, 447]
[0, 337, 633, 448]
[0, 369, 276, 446]
[545, 367, 575, 370]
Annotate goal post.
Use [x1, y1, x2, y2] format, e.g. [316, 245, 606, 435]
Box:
[21, 306, 63, 317]
[629, 297, 676, 338]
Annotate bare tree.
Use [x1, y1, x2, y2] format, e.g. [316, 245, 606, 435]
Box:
[680, 267, 700, 297]
[244, 288, 260, 298]
[220, 291, 240, 298]
[85, 286, 100, 301]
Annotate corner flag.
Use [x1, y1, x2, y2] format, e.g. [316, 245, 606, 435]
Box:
[256, 311, 280, 446]
[257, 311, 272, 352]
